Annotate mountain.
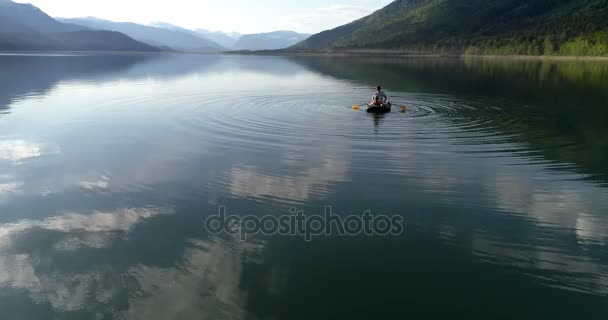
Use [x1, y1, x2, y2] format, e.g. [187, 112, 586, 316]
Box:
[149, 22, 239, 49]
[60, 17, 224, 52]
[0, 0, 158, 52]
[195, 29, 242, 49]
[292, 0, 608, 56]
[0, 30, 158, 52]
[0, 0, 84, 33]
[150, 22, 200, 37]
[234, 31, 310, 51]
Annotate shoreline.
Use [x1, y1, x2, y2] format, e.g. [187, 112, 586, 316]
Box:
[226, 49, 608, 62]
[2, 49, 608, 61]
[0, 50, 220, 55]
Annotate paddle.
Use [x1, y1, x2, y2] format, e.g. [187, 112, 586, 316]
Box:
[352, 102, 380, 110]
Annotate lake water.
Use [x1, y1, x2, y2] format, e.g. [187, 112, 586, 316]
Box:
[0, 53, 607, 319]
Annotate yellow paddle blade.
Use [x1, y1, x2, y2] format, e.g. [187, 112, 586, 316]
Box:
[352, 105, 360, 110]
[400, 105, 407, 109]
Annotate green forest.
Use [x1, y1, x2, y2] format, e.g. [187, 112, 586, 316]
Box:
[293, 0, 608, 56]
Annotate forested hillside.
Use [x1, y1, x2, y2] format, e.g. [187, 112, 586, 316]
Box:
[292, 0, 608, 56]
[234, 31, 310, 51]
[0, 30, 159, 52]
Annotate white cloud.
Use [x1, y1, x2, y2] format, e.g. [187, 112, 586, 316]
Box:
[0, 236, 262, 317]
[125, 239, 257, 320]
[0, 207, 172, 250]
[492, 173, 608, 241]
[0, 254, 40, 290]
[0, 139, 43, 162]
[52, 233, 115, 251]
[78, 174, 111, 190]
[224, 158, 348, 204]
[0, 182, 20, 195]
[0, 206, 177, 314]
[43, 209, 161, 233]
[0, 175, 21, 202]
[472, 232, 608, 295]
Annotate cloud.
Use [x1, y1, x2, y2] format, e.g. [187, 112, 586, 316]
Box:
[125, 239, 259, 320]
[224, 159, 348, 204]
[0, 236, 261, 318]
[78, 174, 111, 190]
[0, 254, 40, 290]
[0, 206, 177, 314]
[0, 254, 124, 313]
[0, 182, 20, 196]
[0, 139, 43, 162]
[491, 173, 607, 241]
[472, 232, 608, 295]
[0, 175, 21, 202]
[0, 207, 172, 250]
[213, 139, 351, 205]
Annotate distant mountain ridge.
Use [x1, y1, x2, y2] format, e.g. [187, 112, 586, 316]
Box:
[0, 30, 158, 52]
[0, 0, 84, 33]
[149, 22, 243, 49]
[195, 29, 242, 49]
[0, 0, 158, 52]
[150, 23, 308, 50]
[234, 31, 310, 51]
[292, 0, 608, 56]
[59, 17, 224, 52]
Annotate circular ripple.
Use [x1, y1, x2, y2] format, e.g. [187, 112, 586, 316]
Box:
[163, 90, 544, 158]
[129, 88, 578, 204]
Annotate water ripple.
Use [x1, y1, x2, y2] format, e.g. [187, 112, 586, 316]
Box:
[161, 91, 545, 160]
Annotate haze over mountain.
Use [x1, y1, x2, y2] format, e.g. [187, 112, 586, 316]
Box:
[0, 0, 157, 52]
[150, 23, 241, 49]
[149, 22, 201, 37]
[234, 31, 310, 51]
[59, 17, 224, 52]
[293, 0, 608, 56]
[150, 22, 306, 51]
[195, 29, 242, 49]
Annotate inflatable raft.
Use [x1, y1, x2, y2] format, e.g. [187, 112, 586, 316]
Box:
[366, 102, 392, 113]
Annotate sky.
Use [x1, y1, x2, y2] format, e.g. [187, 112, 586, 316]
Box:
[14, 0, 394, 34]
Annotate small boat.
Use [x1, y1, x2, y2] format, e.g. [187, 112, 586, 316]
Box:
[366, 102, 392, 113]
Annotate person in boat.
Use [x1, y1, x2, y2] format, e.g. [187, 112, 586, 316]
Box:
[371, 85, 388, 106]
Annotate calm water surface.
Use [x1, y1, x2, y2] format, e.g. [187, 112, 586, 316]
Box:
[0, 53, 607, 319]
